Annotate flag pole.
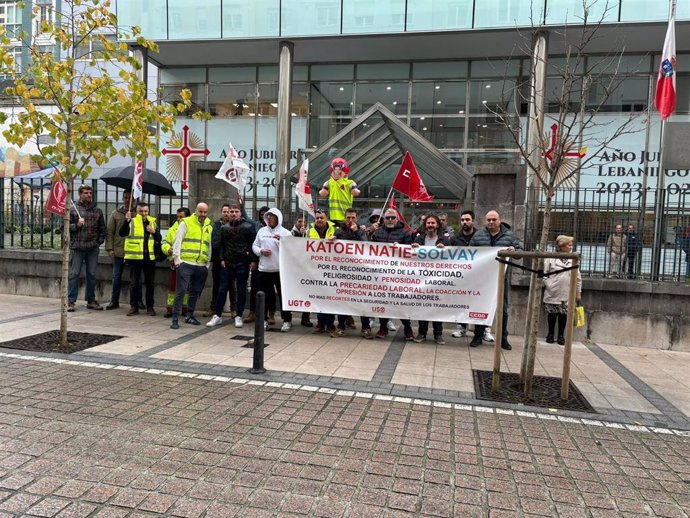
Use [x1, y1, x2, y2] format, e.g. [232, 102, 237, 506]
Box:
[650, 0, 677, 280]
[70, 199, 81, 219]
[379, 187, 395, 222]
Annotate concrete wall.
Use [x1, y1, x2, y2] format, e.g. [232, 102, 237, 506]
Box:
[0, 249, 212, 310]
[508, 276, 690, 351]
[1, 249, 688, 350]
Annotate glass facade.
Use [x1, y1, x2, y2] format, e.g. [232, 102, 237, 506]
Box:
[155, 55, 685, 211]
[117, 0, 689, 40]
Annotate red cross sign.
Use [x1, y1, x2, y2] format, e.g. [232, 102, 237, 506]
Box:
[162, 125, 210, 190]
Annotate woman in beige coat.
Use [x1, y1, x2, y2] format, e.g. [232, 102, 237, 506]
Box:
[543, 235, 582, 345]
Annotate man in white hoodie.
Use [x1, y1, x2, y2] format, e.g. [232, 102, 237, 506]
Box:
[251, 208, 293, 331]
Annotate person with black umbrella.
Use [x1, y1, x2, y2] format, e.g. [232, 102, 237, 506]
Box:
[119, 202, 161, 316]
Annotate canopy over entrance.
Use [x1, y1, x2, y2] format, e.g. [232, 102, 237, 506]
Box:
[289, 102, 472, 202]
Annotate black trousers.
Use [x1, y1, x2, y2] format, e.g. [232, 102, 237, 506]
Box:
[257, 270, 292, 322]
[128, 259, 155, 309]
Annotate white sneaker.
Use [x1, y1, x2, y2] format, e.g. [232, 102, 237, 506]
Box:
[206, 315, 222, 327]
[483, 329, 495, 342]
[281, 322, 292, 332]
[387, 320, 397, 332]
[234, 316, 243, 328]
[451, 324, 466, 338]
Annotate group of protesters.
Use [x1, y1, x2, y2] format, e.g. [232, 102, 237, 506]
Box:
[67, 178, 582, 349]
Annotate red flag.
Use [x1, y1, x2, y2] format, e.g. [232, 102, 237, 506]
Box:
[655, 3, 677, 120]
[388, 193, 410, 230]
[45, 170, 67, 216]
[391, 151, 434, 202]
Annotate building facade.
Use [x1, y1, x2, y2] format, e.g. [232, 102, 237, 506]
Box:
[115, 1, 690, 222]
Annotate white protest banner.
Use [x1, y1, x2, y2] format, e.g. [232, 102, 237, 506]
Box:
[279, 238, 500, 324]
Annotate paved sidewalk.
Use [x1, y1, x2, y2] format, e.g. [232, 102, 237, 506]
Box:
[0, 355, 689, 518]
[1, 294, 689, 431]
[0, 295, 689, 517]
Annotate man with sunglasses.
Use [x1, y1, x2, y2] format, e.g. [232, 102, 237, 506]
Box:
[469, 210, 522, 350]
[371, 209, 415, 340]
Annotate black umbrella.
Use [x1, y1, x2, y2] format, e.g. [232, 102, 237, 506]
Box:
[100, 165, 177, 196]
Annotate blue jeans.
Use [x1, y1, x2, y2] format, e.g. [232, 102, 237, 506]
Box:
[110, 256, 125, 304]
[172, 263, 209, 319]
[215, 263, 249, 317]
[68, 248, 99, 303]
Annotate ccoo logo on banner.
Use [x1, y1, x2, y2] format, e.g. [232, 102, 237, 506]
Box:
[279, 238, 500, 324]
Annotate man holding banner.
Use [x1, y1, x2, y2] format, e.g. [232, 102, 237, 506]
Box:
[371, 208, 415, 340]
[469, 210, 522, 350]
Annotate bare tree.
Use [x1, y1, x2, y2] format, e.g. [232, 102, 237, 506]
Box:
[489, 0, 647, 394]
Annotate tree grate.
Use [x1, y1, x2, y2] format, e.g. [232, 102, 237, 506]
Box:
[473, 369, 596, 413]
[0, 330, 124, 354]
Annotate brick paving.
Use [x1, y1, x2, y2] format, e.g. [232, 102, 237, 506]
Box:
[0, 356, 689, 517]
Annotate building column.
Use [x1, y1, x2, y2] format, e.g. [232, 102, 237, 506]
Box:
[276, 41, 294, 213]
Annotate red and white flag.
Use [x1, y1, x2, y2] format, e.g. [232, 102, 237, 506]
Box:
[132, 160, 144, 200]
[388, 193, 410, 230]
[215, 142, 250, 194]
[294, 159, 315, 217]
[45, 169, 67, 216]
[391, 151, 434, 202]
[655, 1, 677, 120]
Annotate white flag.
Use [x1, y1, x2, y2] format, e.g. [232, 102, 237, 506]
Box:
[215, 142, 250, 193]
[294, 159, 315, 217]
[132, 160, 144, 200]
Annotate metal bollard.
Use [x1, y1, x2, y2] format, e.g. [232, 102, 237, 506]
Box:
[250, 291, 266, 374]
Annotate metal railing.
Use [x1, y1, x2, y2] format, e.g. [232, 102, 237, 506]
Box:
[525, 187, 690, 282]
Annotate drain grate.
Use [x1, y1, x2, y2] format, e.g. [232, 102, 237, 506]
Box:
[0, 330, 124, 354]
[473, 370, 596, 413]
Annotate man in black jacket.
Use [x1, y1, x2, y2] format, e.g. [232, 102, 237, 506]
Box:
[371, 208, 415, 340]
[205, 205, 234, 317]
[451, 210, 477, 339]
[469, 210, 522, 350]
[334, 208, 374, 339]
[206, 204, 257, 328]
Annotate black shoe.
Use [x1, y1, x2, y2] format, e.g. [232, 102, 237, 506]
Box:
[185, 316, 201, 325]
[470, 336, 482, 347]
[546, 334, 554, 343]
[301, 320, 314, 327]
[170, 320, 179, 330]
[501, 340, 512, 351]
[557, 335, 565, 346]
[105, 302, 119, 310]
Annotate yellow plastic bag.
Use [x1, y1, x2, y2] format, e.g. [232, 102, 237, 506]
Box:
[575, 305, 586, 328]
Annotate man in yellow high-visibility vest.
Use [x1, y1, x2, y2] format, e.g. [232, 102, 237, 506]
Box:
[318, 157, 360, 225]
[119, 202, 161, 316]
[170, 203, 213, 330]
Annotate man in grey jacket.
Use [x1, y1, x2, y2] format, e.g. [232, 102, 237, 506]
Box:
[105, 189, 132, 310]
[469, 210, 522, 350]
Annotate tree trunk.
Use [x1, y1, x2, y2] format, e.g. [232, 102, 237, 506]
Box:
[59, 186, 71, 349]
[521, 191, 554, 395]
